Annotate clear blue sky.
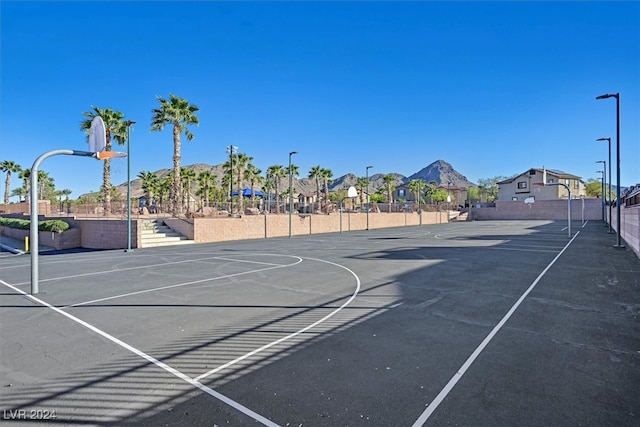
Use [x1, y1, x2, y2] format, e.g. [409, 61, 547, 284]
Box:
[1, 1, 639, 199]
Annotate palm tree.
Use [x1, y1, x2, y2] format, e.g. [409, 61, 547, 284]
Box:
[181, 167, 197, 213]
[137, 171, 159, 207]
[59, 188, 72, 213]
[308, 165, 323, 214]
[37, 170, 54, 201]
[234, 153, 252, 212]
[244, 164, 263, 208]
[356, 177, 368, 207]
[10, 186, 28, 203]
[157, 175, 172, 211]
[150, 94, 200, 216]
[267, 165, 286, 213]
[289, 163, 300, 212]
[382, 174, 396, 212]
[408, 179, 426, 211]
[197, 170, 215, 208]
[320, 168, 333, 212]
[18, 169, 31, 203]
[0, 160, 21, 204]
[81, 106, 128, 215]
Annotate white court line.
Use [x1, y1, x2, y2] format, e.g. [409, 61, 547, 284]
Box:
[7, 254, 230, 284]
[67, 256, 303, 308]
[412, 231, 581, 426]
[195, 256, 361, 382]
[10, 254, 295, 287]
[0, 279, 280, 427]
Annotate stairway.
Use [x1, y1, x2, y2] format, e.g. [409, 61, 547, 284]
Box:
[140, 219, 194, 248]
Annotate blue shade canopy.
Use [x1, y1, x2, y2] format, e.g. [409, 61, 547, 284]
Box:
[232, 188, 266, 197]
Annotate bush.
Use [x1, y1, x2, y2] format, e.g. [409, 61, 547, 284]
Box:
[0, 217, 70, 233]
[39, 220, 70, 233]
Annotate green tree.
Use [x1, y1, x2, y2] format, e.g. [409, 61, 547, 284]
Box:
[267, 165, 286, 213]
[477, 176, 508, 202]
[320, 168, 333, 212]
[157, 174, 172, 210]
[18, 169, 31, 203]
[81, 106, 128, 215]
[468, 186, 480, 204]
[197, 170, 216, 208]
[137, 171, 159, 206]
[245, 164, 263, 208]
[408, 179, 426, 210]
[10, 186, 28, 203]
[151, 94, 200, 216]
[181, 167, 197, 213]
[234, 153, 252, 212]
[382, 174, 396, 212]
[37, 170, 55, 201]
[584, 178, 604, 198]
[308, 165, 323, 213]
[427, 187, 449, 204]
[355, 177, 368, 206]
[0, 160, 21, 204]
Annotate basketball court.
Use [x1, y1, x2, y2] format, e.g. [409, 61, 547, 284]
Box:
[1, 220, 639, 425]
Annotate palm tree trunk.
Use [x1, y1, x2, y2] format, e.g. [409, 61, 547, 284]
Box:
[172, 124, 182, 216]
[4, 174, 10, 205]
[103, 129, 112, 216]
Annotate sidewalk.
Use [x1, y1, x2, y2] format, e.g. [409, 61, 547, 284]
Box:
[0, 235, 54, 254]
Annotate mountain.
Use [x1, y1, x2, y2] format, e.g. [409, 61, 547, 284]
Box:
[404, 160, 475, 188]
[111, 160, 471, 198]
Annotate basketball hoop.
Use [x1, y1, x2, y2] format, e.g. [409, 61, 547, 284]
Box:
[95, 151, 127, 160]
[88, 116, 106, 152]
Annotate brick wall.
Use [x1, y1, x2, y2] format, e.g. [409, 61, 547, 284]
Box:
[611, 205, 640, 258]
[193, 211, 447, 243]
[77, 219, 140, 249]
[164, 218, 195, 239]
[471, 199, 602, 221]
[0, 226, 81, 250]
[0, 201, 51, 215]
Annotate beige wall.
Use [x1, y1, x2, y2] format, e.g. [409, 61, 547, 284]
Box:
[192, 211, 447, 243]
[0, 226, 81, 250]
[609, 205, 640, 259]
[78, 219, 140, 249]
[472, 199, 602, 221]
[0, 201, 51, 216]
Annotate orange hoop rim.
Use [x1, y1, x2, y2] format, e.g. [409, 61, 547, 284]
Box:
[95, 151, 127, 160]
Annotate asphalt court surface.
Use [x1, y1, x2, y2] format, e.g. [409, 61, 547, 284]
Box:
[1, 220, 639, 426]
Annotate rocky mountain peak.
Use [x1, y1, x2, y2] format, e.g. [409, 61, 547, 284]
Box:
[404, 160, 475, 188]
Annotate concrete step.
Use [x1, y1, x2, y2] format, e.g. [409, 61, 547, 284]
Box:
[141, 239, 195, 248]
[139, 220, 195, 248]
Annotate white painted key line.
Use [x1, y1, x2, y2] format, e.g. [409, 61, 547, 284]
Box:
[1, 256, 361, 427]
[412, 231, 580, 426]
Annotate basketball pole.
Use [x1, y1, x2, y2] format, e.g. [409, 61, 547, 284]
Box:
[30, 149, 125, 295]
[126, 120, 136, 253]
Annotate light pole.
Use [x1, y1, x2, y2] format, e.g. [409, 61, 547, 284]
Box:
[227, 145, 237, 215]
[597, 137, 613, 233]
[366, 165, 373, 230]
[596, 163, 605, 223]
[288, 151, 297, 238]
[447, 181, 451, 220]
[126, 120, 136, 253]
[596, 93, 623, 247]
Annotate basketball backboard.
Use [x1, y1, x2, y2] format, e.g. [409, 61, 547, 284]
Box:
[88, 116, 106, 153]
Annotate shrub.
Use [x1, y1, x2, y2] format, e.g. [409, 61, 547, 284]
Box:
[39, 220, 70, 233]
[0, 217, 70, 233]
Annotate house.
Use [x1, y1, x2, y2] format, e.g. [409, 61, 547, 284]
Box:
[497, 168, 586, 201]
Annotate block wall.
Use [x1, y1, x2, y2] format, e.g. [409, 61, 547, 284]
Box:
[78, 219, 140, 249]
[471, 199, 602, 221]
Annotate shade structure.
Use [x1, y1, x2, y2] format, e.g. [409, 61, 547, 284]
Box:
[231, 188, 266, 197]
